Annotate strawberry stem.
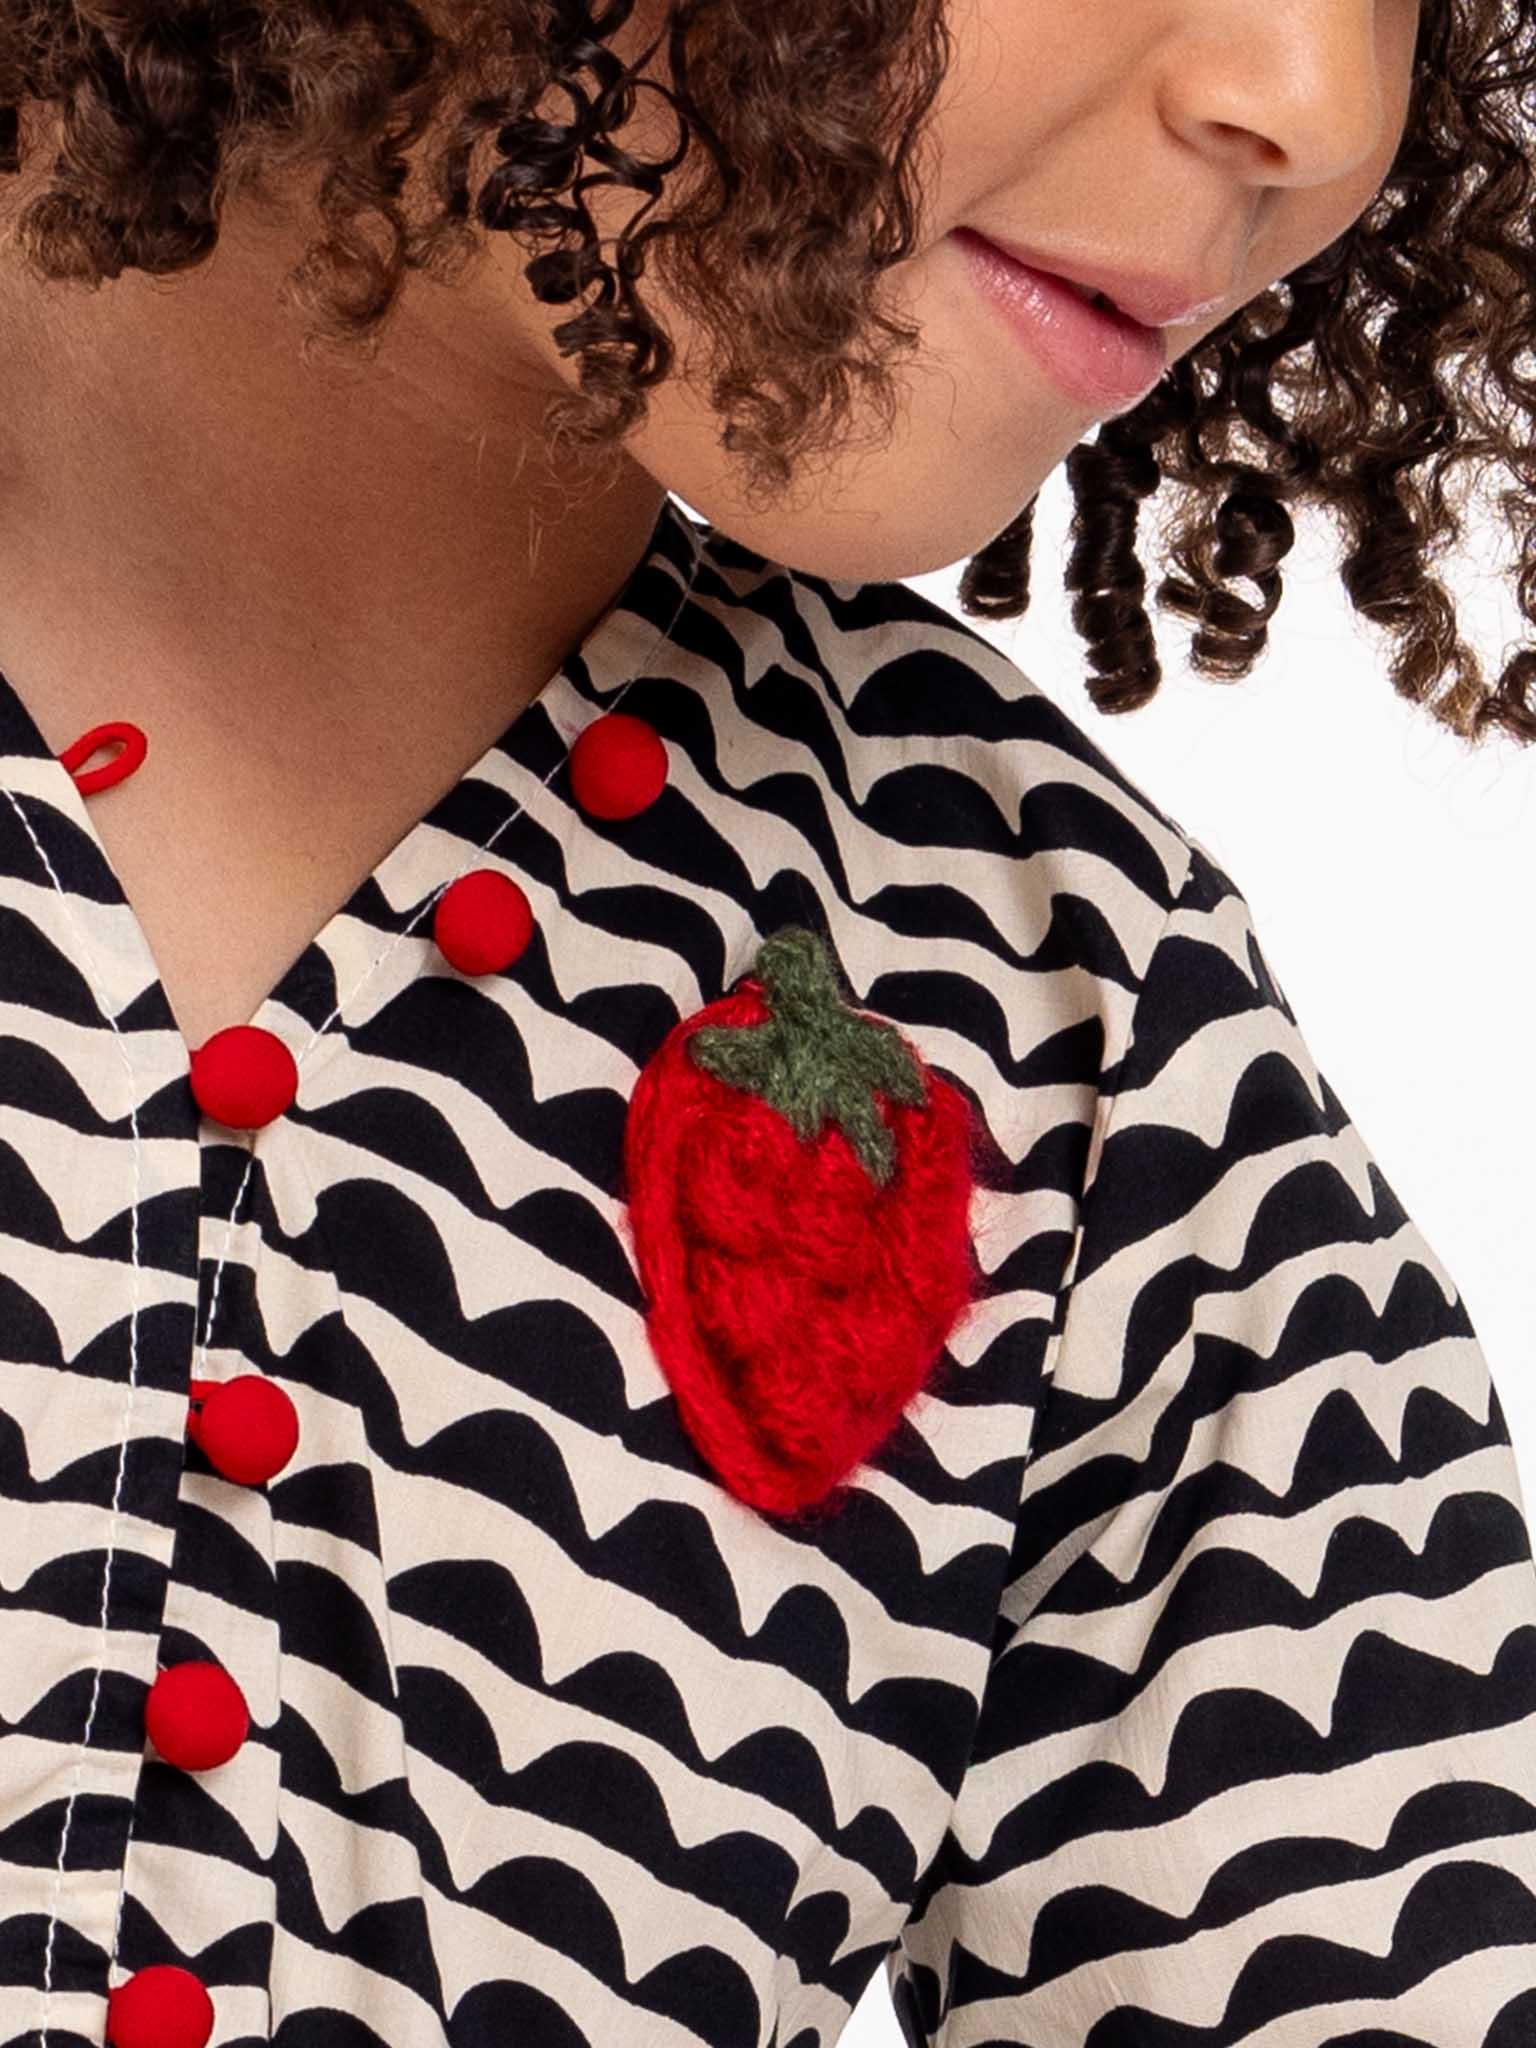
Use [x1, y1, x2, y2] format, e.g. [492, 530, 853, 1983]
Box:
[686, 925, 926, 1188]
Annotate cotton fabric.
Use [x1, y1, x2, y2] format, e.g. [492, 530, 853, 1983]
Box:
[1, 491, 1533, 2047]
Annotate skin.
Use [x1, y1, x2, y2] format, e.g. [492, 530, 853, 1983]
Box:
[0, 0, 1422, 1041]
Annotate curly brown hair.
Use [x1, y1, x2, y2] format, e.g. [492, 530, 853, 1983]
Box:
[0, 0, 1531, 746]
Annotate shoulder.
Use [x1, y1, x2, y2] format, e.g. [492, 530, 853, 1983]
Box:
[684, 516, 1202, 1076]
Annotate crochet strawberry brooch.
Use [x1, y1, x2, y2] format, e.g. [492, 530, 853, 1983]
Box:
[623, 924, 984, 1520]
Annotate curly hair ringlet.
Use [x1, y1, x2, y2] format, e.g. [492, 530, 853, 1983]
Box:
[0, 0, 1532, 747]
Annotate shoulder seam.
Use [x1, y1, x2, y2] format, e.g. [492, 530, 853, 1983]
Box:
[1011, 831, 1199, 1528]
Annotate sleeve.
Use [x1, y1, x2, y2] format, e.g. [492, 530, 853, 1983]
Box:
[885, 838, 1536, 2048]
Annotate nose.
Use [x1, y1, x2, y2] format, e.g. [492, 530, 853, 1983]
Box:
[1157, 0, 1399, 192]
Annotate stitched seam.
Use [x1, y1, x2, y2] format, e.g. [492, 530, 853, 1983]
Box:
[894, 838, 1200, 2048]
[0, 783, 152, 2048]
[1009, 836, 1199, 1559]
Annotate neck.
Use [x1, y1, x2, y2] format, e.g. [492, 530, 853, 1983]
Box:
[0, 149, 667, 782]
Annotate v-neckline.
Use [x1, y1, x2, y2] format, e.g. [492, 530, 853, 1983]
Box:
[0, 494, 706, 1089]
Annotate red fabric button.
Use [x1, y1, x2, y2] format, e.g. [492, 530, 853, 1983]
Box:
[106, 1964, 214, 2048]
[57, 719, 148, 797]
[187, 1024, 299, 1129]
[144, 1660, 250, 1772]
[433, 870, 534, 975]
[187, 1375, 300, 1485]
[568, 711, 668, 820]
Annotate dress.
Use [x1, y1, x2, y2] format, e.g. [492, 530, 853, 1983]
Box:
[1, 490, 1534, 2048]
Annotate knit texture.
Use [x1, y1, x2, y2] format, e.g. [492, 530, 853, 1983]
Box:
[623, 925, 985, 1519]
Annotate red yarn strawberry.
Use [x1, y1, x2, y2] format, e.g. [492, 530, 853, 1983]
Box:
[623, 924, 985, 1520]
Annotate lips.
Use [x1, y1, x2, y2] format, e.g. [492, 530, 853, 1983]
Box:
[1059, 278, 1115, 314]
[952, 227, 1170, 411]
[1049, 274, 1155, 336]
[965, 231, 1230, 330]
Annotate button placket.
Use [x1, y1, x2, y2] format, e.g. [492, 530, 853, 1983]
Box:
[58, 703, 673, 2047]
[0, 502, 713, 2048]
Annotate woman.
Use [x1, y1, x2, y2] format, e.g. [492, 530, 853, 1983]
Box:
[0, 0, 1532, 2041]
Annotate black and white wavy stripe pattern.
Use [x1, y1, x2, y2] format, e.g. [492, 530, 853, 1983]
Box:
[0, 492, 1531, 2048]
[887, 840, 1536, 2046]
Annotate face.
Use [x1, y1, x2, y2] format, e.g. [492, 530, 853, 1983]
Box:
[477, 0, 1424, 583]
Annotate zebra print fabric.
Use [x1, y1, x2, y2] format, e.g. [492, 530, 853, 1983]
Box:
[1, 491, 1532, 2047]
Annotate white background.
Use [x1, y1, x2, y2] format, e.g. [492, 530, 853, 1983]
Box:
[828, 462, 1536, 2044]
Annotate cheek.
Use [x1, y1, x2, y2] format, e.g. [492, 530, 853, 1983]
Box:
[1374, 0, 1423, 191]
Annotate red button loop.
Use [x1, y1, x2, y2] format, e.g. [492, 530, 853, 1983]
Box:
[106, 1964, 215, 2048]
[144, 1661, 250, 1772]
[187, 1375, 300, 1485]
[57, 720, 148, 797]
[568, 712, 668, 820]
[433, 870, 534, 975]
[187, 1024, 299, 1129]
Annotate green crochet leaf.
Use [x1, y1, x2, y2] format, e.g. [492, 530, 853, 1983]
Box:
[686, 925, 926, 1188]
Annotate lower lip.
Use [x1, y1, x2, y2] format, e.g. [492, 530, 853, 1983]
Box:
[953, 227, 1167, 413]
